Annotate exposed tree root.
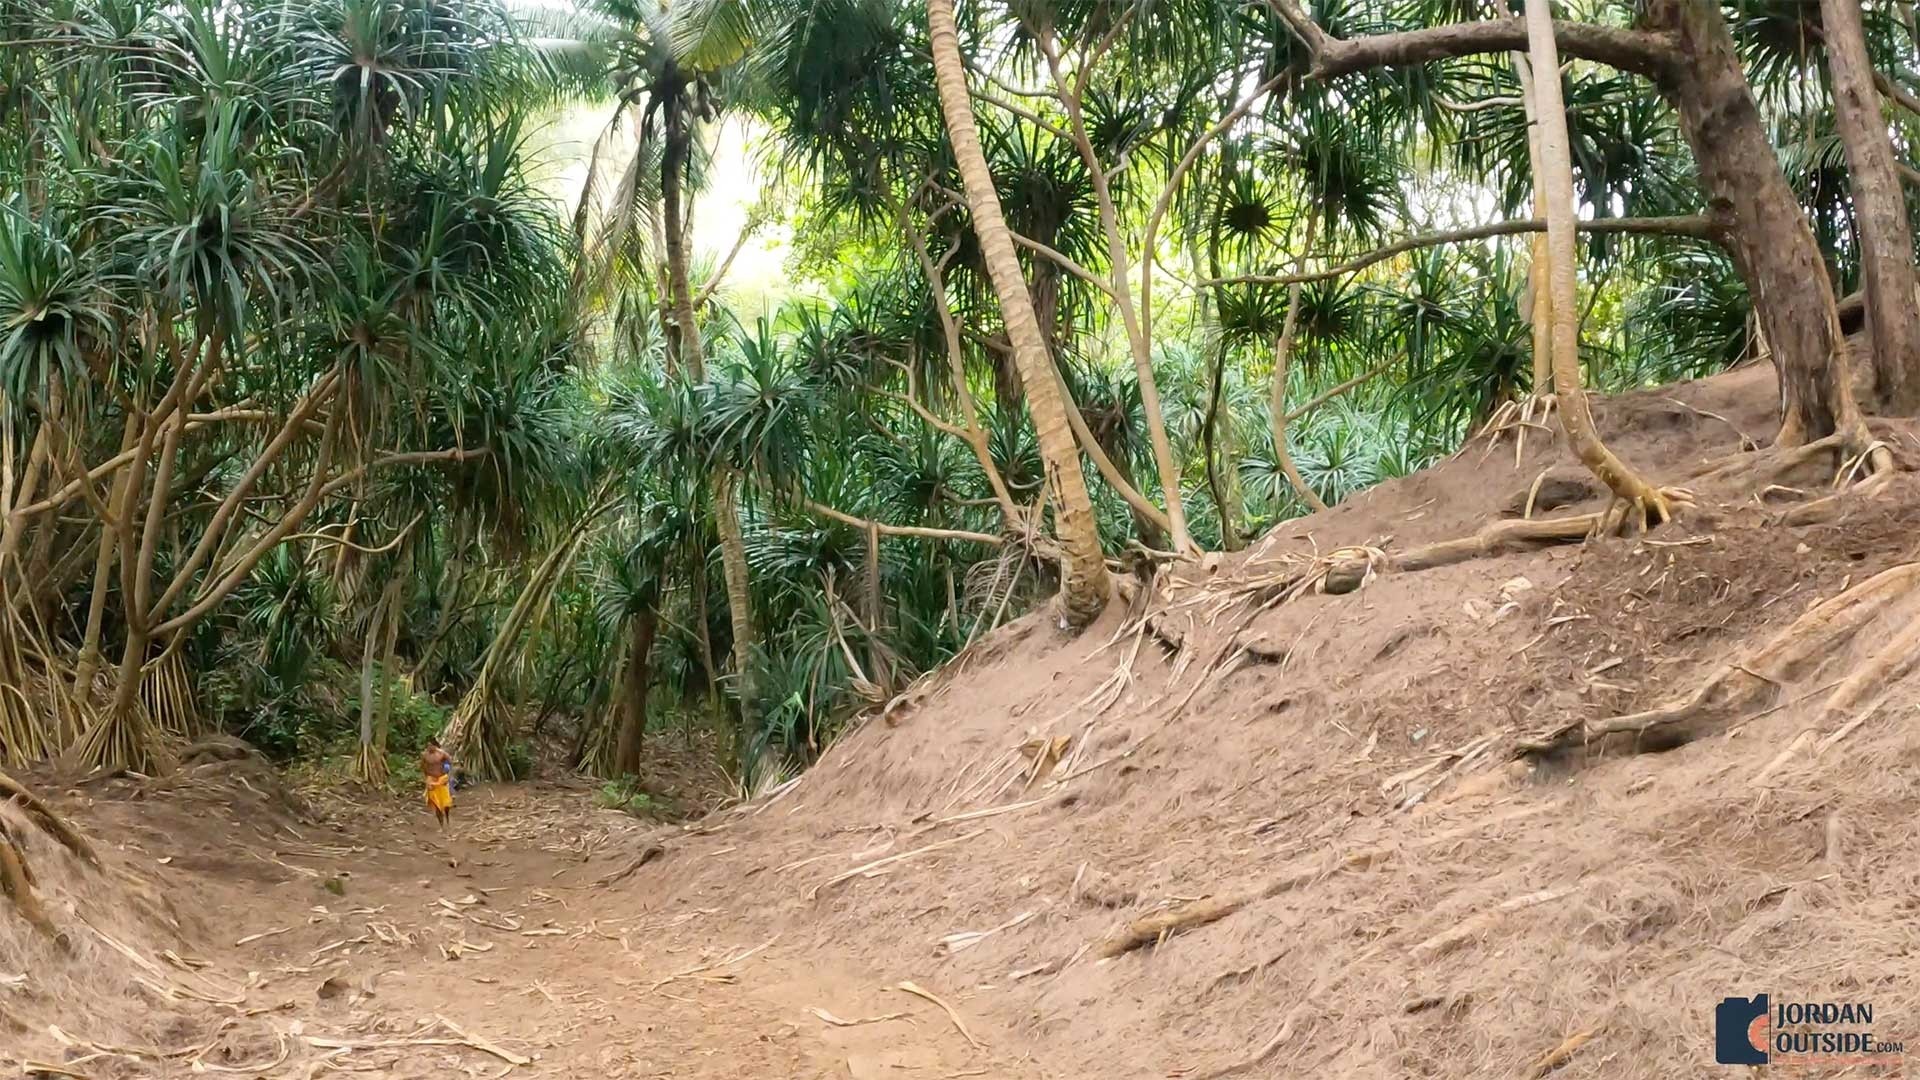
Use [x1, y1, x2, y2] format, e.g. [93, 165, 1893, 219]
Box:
[1519, 562, 1920, 757]
[1094, 803, 1552, 957]
[351, 741, 389, 786]
[0, 825, 61, 943]
[1321, 509, 1625, 595]
[0, 774, 89, 945]
[0, 771, 98, 866]
[65, 700, 174, 776]
[444, 685, 517, 782]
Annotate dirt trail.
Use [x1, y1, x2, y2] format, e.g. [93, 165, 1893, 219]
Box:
[1, 778, 1010, 1079]
[11, 365, 1920, 1078]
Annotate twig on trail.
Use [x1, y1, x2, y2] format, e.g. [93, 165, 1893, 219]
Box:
[190, 1032, 291, 1073]
[1398, 732, 1505, 810]
[808, 831, 987, 901]
[893, 980, 982, 1049]
[304, 1022, 531, 1068]
[808, 1006, 912, 1027]
[23, 1062, 93, 1079]
[1196, 941, 1389, 1079]
[1661, 396, 1756, 451]
[937, 910, 1037, 955]
[234, 927, 291, 946]
[593, 844, 665, 887]
[1408, 883, 1583, 960]
[921, 793, 1059, 830]
[437, 1015, 532, 1067]
[1052, 624, 1251, 787]
[648, 934, 782, 992]
[1528, 1025, 1601, 1077]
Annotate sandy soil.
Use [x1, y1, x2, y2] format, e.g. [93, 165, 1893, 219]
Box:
[8, 363, 1920, 1078]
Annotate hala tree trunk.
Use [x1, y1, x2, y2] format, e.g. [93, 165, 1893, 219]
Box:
[375, 576, 401, 765]
[1821, 0, 1920, 412]
[1642, 0, 1870, 448]
[613, 607, 657, 777]
[713, 467, 757, 750]
[1269, 214, 1329, 514]
[354, 584, 389, 784]
[1277, 0, 1872, 450]
[1527, 0, 1675, 523]
[927, 0, 1110, 624]
[1511, 43, 1555, 397]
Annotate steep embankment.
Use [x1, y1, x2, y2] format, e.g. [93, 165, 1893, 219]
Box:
[624, 363, 1920, 1077]
[8, 363, 1920, 1078]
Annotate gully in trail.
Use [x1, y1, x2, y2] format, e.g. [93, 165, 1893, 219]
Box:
[3, 775, 1010, 1080]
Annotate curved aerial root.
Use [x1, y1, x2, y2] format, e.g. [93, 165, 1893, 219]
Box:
[351, 742, 390, 786]
[1590, 485, 1694, 538]
[0, 770, 97, 867]
[1475, 395, 1559, 469]
[1519, 562, 1920, 758]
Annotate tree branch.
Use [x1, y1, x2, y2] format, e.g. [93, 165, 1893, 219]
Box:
[1198, 215, 1718, 289]
[1265, 0, 1681, 84]
[792, 495, 1004, 547]
[1874, 69, 1920, 118]
[1008, 231, 1116, 298]
[1286, 355, 1399, 422]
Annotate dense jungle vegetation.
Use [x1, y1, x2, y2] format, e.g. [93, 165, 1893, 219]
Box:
[3, 0, 1919, 791]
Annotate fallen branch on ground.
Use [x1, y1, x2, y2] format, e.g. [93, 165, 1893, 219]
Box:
[807, 830, 987, 901]
[593, 844, 665, 887]
[893, 980, 982, 1049]
[809, 1007, 912, 1027]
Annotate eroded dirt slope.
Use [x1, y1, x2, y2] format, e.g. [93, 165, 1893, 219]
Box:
[8, 364, 1920, 1078]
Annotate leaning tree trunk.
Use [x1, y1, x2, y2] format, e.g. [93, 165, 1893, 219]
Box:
[1646, 0, 1870, 448]
[1528, 0, 1672, 521]
[613, 606, 657, 777]
[1821, 0, 1920, 412]
[927, 0, 1110, 624]
[1269, 214, 1329, 514]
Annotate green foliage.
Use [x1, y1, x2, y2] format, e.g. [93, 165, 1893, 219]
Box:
[596, 776, 675, 817]
[6, 0, 1906, 794]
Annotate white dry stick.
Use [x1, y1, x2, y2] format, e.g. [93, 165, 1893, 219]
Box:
[808, 1007, 912, 1027]
[808, 831, 987, 900]
[894, 981, 983, 1049]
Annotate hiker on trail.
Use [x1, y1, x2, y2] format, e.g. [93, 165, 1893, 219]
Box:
[422, 739, 454, 828]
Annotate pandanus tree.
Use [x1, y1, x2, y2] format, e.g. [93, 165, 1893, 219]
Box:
[0, 0, 591, 772]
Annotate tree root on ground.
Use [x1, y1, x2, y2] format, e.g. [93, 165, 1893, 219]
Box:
[0, 770, 98, 867]
[351, 741, 389, 786]
[65, 700, 175, 777]
[0, 825, 62, 943]
[0, 773, 96, 944]
[1687, 428, 1901, 499]
[1093, 803, 1551, 958]
[1519, 562, 1920, 759]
